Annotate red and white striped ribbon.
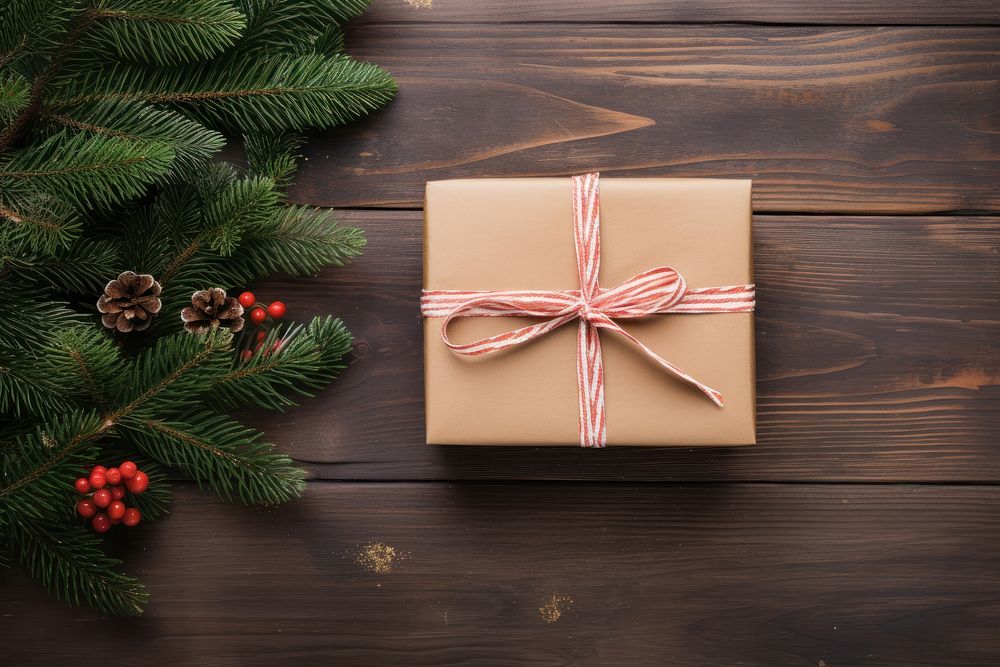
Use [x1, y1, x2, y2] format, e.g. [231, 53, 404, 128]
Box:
[421, 173, 755, 447]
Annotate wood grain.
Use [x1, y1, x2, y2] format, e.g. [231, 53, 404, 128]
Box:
[362, 0, 1000, 25]
[290, 25, 1000, 213]
[3, 483, 999, 665]
[235, 211, 1000, 481]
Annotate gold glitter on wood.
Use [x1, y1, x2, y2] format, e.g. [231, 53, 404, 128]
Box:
[355, 542, 404, 574]
[406, 0, 433, 8]
[538, 593, 573, 623]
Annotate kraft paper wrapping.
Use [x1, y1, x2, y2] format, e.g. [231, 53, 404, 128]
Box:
[423, 177, 755, 446]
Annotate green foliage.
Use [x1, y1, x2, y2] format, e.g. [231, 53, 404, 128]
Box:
[0, 132, 175, 210]
[5, 519, 147, 616]
[0, 0, 390, 617]
[122, 413, 305, 504]
[85, 0, 247, 65]
[51, 54, 397, 132]
[213, 315, 353, 410]
[40, 100, 226, 174]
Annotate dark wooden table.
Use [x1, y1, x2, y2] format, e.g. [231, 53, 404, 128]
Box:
[3, 1, 999, 664]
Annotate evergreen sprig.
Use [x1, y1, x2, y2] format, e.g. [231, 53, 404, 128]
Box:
[1, 0, 392, 616]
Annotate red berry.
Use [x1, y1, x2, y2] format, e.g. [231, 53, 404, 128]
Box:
[76, 499, 96, 518]
[125, 470, 149, 494]
[89, 471, 107, 489]
[256, 329, 267, 343]
[240, 349, 253, 362]
[122, 508, 142, 527]
[119, 461, 137, 479]
[105, 467, 122, 485]
[90, 465, 107, 475]
[91, 513, 111, 533]
[107, 501, 126, 520]
[74, 477, 91, 494]
[266, 301, 286, 320]
[92, 488, 112, 508]
[238, 291, 256, 308]
[110, 486, 126, 500]
[249, 307, 267, 325]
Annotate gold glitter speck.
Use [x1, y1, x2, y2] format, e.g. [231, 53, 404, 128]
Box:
[538, 593, 572, 623]
[406, 0, 433, 8]
[355, 542, 403, 574]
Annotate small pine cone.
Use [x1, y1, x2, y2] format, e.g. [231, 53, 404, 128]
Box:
[97, 271, 162, 333]
[181, 288, 245, 334]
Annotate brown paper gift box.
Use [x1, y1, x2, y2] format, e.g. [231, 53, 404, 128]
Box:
[423, 177, 755, 446]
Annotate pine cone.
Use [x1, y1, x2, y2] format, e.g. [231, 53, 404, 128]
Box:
[97, 271, 162, 333]
[181, 288, 245, 334]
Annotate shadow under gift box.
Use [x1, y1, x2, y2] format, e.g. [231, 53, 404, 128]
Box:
[423, 177, 755, 446]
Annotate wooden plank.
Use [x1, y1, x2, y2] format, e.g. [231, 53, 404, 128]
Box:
[3, 482, 999, 664]
[291, 25, 1000, 213]
[361, 0, 1000, 25]
[235, 211, 1000, 481]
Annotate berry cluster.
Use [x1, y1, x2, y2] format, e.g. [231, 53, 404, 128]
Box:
[73, 462, 147, 533]
[237, 291, 285, 326]
[237, 291, 286, 362]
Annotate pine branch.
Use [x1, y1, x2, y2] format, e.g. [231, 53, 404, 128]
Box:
[36, 325, 127, 412]
[244, 132, 303, 188]
[0, 132, 175, 209]
[121, 412, 305, 505]
[49, 54, 397, 132]
[0, 0, 82, 60]
[0, 74, 30, 125]
[40, 99, 225, 174]
[0, 190, 82, 254]
[0, 410, 105, 520]
[3, 238, 120, 293]
[0, 351, 69, 419]
[0, 285, 82, 351]
[85, 0, 247, 65]
[5, 518, 147, 616]
[116, 329, 234, 419]
[201, 175, 279, 256]
[234, 0, 367, 54]
[240, 205, 365, 277]
[213, 315, 352, 410]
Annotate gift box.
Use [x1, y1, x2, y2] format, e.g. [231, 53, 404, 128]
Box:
[421, 174, 755, 447]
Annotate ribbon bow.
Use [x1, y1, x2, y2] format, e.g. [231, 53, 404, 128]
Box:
[421, 172, 755, 447]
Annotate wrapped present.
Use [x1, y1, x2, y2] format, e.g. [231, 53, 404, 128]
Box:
[421, 173, 755, 447]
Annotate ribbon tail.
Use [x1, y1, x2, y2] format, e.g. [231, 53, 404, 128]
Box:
[576, 320, 607, 448]
[593, 317, 725, 408]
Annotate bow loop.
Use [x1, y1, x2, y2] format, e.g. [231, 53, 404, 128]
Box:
[588, 267, 687, 318]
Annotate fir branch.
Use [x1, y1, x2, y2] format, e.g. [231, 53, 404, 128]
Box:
[85, 0, 247, 65]
[240, 205, 365, 277]
[0, 191, 82, 254]
[0, 132, 175, 209]
[0, 74, 30, 126]
[0, 5, 96, 153]
[121, 413, 305, 505]
[200, 175, 279, 256]
[0, 285, 82, 351]
[49, 54, 397, 132]
[0, 410, 105, 520]
[114, 329, 234, 420]
[212, 315, 352, 410]
[3, 237, 120, 293]
[5, 518, 147, 616]
[234, 0, 367, 54]
[244, 132, 303, 188]
[40, 99, 225, 174]
[37, 325, 127, 413]
[0, 353, 68, 419]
